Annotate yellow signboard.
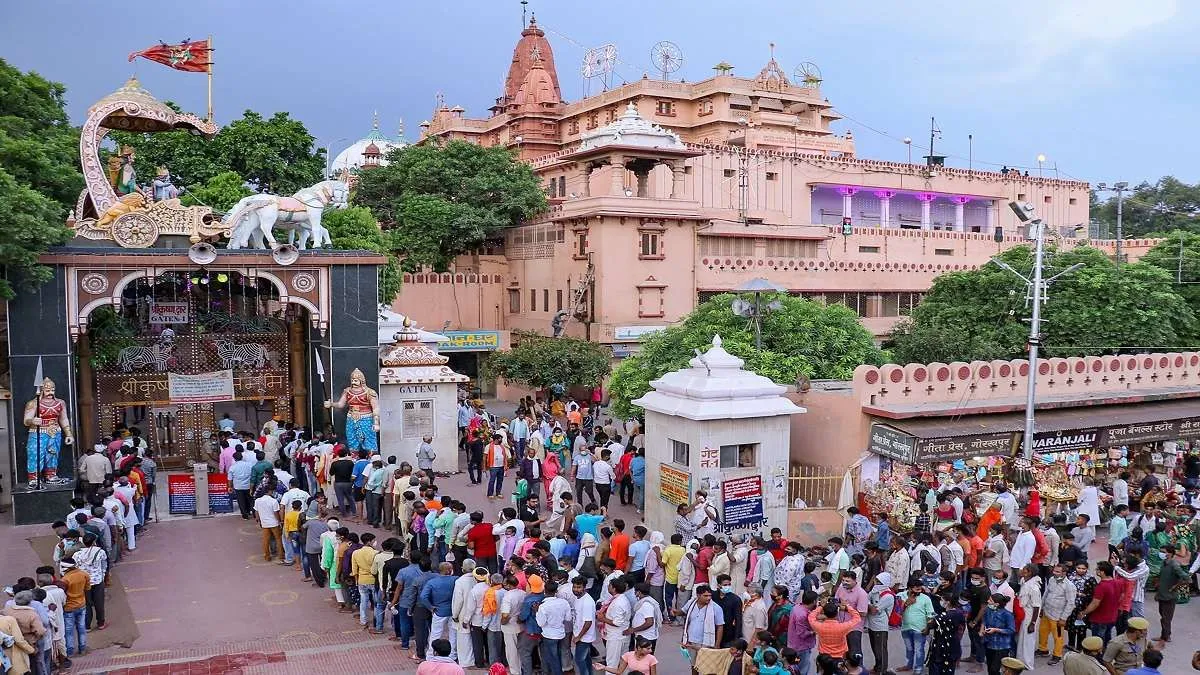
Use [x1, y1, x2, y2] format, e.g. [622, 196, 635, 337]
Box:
[442, 331, 501, 352]
[659, 464, 692, 506]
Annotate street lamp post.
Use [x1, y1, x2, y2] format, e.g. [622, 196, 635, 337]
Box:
[903, 137, 912, 164]
[1095, 181, 1129, 266]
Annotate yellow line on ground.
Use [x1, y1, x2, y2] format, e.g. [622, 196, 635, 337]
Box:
[111, 649, 170, 660]
[123, 586, 158, 592]
[135, 618, 162, 624]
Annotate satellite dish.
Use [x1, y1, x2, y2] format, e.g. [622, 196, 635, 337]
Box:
[794, 62, 822, 87]
[650, 40, 684, 81]
[731, 298, 753, 317]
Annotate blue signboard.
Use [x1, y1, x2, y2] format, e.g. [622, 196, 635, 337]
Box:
[721, 475, 767, 533]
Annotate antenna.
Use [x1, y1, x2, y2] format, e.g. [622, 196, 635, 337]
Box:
[794, 62, 822, 87]
[581, 44, 617, 95]
[520, 0, 528, 28]
[650, 40, 684, 81]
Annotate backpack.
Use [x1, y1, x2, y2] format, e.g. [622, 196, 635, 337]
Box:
[919, 548, 938, 573]
[1032, 528, 1050, 563]
[886, 589, 902, 627]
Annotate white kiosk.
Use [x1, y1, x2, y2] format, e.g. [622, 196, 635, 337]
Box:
[635, 335, 804, 540]
[378, 320, 467, 472]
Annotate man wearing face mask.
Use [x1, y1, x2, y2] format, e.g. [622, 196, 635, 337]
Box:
[833, 570, 869, 664]
[964, 568, 990, 670]
[1037, 563, 1076, 666]
[714, 574, 743, 648]
[989, 568, 1015, 605]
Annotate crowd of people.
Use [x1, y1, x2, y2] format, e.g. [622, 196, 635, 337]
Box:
[7, 427, 158, 674]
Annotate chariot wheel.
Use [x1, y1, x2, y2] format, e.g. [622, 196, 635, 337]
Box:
[111, 211, 160, 248]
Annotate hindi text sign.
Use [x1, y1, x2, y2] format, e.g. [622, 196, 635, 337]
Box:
[168, 369, 234, 403]
[722, 475, 767, 533]
[659, 464, 692, 506]
[149, 301, 189, 325]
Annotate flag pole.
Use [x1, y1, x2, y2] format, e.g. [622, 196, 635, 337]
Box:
[206, 35, 214, 123]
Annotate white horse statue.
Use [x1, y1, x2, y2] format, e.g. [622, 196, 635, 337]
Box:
[225, 180, 348, 250]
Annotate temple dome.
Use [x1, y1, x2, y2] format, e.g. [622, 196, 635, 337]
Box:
[579, 102, 686, 151]
[513, 59, 559, 108]
[503, 15, 562, 104]
[331, 115, 406, 174]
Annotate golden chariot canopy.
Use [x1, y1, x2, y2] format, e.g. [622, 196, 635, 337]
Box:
[69, 77, 227, 247]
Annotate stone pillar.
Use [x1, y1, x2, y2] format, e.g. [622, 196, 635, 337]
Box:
[918, 192, 936, 230]
[670, 162, 686, 199]
[76, 334, 95, 451]
[874, 190, 895, 228]
[581, 165, 592, 197]
[289, 318, 309, 430]
[952, 196, 970, 232]
[610, 156, 625, 195]
[986, 199, 997, 234]
[837, 186, 858, 220]
[636, 170, 650, 197]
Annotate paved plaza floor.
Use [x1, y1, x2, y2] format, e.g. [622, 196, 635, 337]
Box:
[2, 465, 1198, 673]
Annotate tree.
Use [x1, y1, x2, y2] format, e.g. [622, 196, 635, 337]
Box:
[322, 206, 401, 304]
[608, 293, 886, 419]
[111, 109, 325, 195]
[887, 245, 1197, 364]
[0, 58, 80, 298]
[486, 331, 612, 391]
[1140, 230, 1200, 311]
[1092, 176, 1200, 238]
[181, 170, 252, 213]
[353, 140, 547, 271]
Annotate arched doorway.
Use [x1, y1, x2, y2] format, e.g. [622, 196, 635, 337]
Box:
[81, 269, 306, 467]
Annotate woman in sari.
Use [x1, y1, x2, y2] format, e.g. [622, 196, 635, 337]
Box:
[546, 428, 570, 467]
[766, 584, 793, 643]
[339, 531, 362, 609]
[934, 494, 958, 532]
[645, 531, 666, 609]
[1145, 519, 1172, 591]
[542, 452, 562, 503]
[322, 523, 347, 610]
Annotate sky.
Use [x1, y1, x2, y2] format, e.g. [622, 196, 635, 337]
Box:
[4, 0, 1198, 185]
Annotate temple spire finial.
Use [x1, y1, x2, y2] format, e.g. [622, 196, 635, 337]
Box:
[372, 109, 379, 131]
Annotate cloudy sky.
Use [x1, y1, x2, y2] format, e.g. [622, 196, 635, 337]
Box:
[4, 0, 1195, 184]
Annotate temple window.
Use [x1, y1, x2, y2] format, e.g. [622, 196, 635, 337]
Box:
[529, 288, 537, 312]
[508, 289, 521, 313]
[569, 120, 579, 135]
[655, 100, 675, 117]
[639, 231, 663, 259]
[698, 99, 714, 116]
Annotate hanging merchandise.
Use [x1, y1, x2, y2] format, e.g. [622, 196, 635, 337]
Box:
[1011, 457, 1035, 488]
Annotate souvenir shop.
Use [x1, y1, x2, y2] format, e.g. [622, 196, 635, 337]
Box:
[860, 399, 1200, 530]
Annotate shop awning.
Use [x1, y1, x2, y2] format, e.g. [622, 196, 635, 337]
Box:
[868, 399, 1200, 463]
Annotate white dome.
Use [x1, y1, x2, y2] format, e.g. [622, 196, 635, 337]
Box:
[331, 116, 407, 174]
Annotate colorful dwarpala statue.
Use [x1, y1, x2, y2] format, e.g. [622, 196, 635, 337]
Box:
[325, 368, 379, 454]
[24, 377, 74, 484]
[151, 166, 179, 202]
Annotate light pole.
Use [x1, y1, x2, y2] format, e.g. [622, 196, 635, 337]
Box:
[903, 137, 912, 164]
[1036, 154, 1046, 178]
[1095, 182, 1129, 266]
[992, 202, 1084, 459]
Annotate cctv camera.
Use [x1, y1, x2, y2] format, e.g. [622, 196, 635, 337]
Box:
[1008, 201, 1035, 223]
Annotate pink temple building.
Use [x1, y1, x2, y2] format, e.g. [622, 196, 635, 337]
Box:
[392, 16, 1152, 389]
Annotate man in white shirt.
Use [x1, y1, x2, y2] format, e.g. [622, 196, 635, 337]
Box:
[592, 450, 616, 509]
[629, 582, 662, 647]
[279, 478, 309, 512]
[1008, 517, 1037, 576]
[535, 581, 572, 675]
[1111, 472, 1130, 508]
[570, 578, 597, 675]
[994, 484, 1019, 526]
[741, 584, 768, 641]
[946, 533, 966, 577]
[601, 576, 632, 667]
[500, 576, 526, 675]
[253, 493, 283, 562]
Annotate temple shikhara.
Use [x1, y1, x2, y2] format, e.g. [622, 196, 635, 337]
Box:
[394, 15, 1149, 393]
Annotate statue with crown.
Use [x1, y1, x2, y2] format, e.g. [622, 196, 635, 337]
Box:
[24, 376, 74, 486]
[325, 368, 380, 454]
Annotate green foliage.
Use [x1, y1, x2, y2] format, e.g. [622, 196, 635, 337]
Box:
[1141, 230, 1200, 310]
[353, 140, 547, 271]
[181, 170, 252, 213]
[86, 305, 136, 368]
[608, 293, 886, 419]
[486, 331, 612, 390]
[0, 58, 80, 298]
[322, 207, 401, 304]
[1092, 176, 1200, 238]
[887, 245, 1197, 364]
[111, 109, 325, 194]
